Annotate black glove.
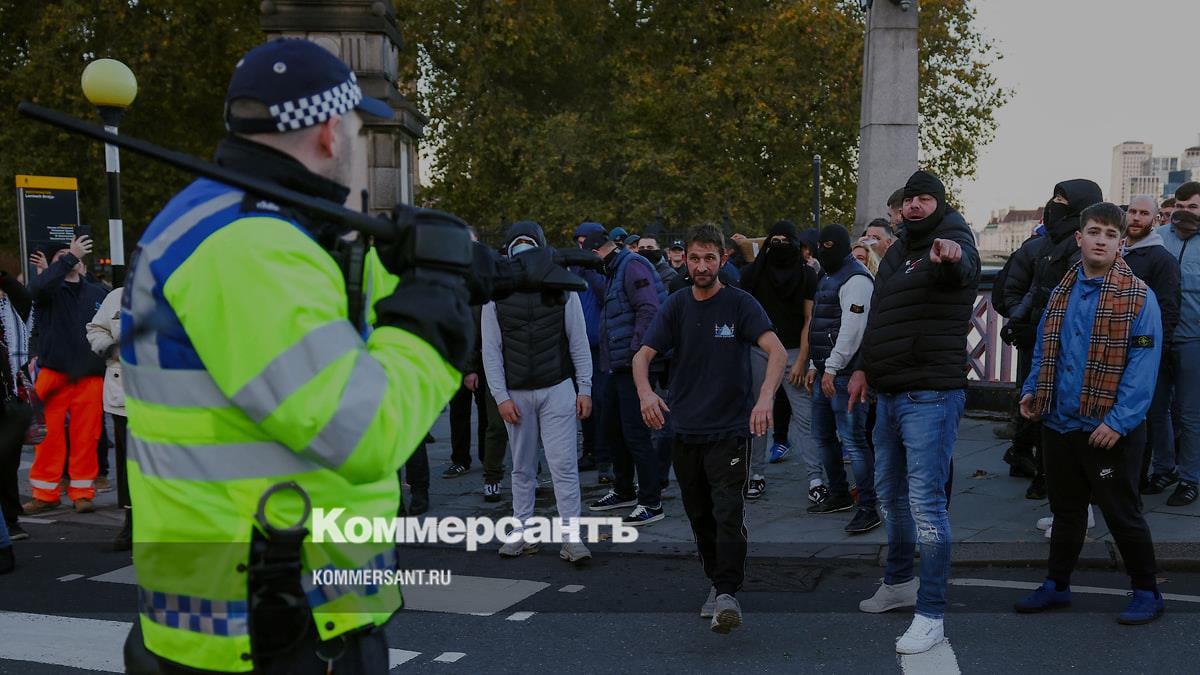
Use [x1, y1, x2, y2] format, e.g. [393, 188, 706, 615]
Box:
[374, 272, 474, 372]
[1001, 321, 1036, 348]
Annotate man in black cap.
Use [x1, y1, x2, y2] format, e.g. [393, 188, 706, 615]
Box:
[849, 170, 980, 655]
[667, 240, 686, 274]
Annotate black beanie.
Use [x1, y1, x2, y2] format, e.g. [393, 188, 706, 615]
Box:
[902, 170, 946, 204]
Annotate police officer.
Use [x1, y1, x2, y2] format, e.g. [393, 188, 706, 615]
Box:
[120, 39, 576, 673]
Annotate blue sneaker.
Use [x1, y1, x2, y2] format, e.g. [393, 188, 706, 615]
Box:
[1014, 580, 1071, 613]
[1118, 589, 1164, 625]
[768, 442, 791, 463]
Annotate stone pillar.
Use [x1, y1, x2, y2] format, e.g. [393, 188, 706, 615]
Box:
[853, 1, 919, 233]
[258, 0, 425, 215]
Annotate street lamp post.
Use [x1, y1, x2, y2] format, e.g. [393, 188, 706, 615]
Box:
[81, 59, 137, 287]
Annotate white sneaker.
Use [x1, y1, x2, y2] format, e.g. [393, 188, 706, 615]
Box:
[710, 594, 742, 634]
[859, 577, 919, 613]
[700, 587, 717, 618]
[559, 541, 592, 563]
[498, 537, 538, 557]
[1037, 506, 1094, 535]
[895, 614, 944, 654]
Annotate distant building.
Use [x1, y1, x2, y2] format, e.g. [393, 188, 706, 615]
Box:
[976, 206, 1042, 261]
[1184, 145, 1200, 171]
[1127, 175, 1163, 203]
[1111, 141, 1153, 205]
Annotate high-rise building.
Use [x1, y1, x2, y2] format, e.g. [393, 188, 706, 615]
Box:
[1183, 144, 1200, 171]
[1111, 141, 1153, 205]
[1148, 156, 1179, 182]
[1127, 175, 1163, 202]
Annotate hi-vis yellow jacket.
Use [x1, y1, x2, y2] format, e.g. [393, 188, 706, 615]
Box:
[121, 178, 458, 671]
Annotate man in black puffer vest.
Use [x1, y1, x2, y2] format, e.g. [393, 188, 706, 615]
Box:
[849, 170, 980, 655]
[1001, 179, 1103, 499]
[481, 221, 595, 562]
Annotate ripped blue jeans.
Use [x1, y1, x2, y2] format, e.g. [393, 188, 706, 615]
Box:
[873, 389, 965, 619]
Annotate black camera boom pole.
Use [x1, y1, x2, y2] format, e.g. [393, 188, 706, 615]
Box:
[17, 101, 402, 241]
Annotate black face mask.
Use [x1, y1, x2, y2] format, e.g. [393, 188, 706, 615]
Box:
[1044, 199, 1071, 227]
[641, 249, 664, 264]
[767, 240, 799, 267]
[815, 224, 852, 274]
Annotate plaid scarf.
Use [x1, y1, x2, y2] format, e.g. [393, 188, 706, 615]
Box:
[1034, 257, 1147, 419]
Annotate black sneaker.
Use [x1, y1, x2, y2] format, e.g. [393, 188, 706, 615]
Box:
[1025, 475, 1047, 500]
[1142, 470, 1180, 495]
[622, 504, 665, 526]
[6, 522, 28, 541]
[441, 463, 470, 479]
[589, 491, 637, 512]
[483, 482, 502, 503]
[406, 488, 429, 516]
[807, 493, 854, 514]
[844, 507, 882, 533]
[1167, 481, 1198, 507]
[808, 483, 830, 505]
[745, 479, 766, 500]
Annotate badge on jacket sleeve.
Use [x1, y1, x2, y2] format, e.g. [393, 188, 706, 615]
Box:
[1132, 335, 1154, 348]
[850, 304, 865, 314]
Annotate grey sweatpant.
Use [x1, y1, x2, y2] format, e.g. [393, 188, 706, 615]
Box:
[750, 346, 823, 484]
[502, 379, 582, 526]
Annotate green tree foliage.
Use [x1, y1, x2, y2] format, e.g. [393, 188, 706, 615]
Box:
[397, 0, 1008, 244]
[0, 0, 260, 258]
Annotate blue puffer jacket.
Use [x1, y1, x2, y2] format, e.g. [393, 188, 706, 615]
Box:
[604, 248, 667, 370]
[809, 258, 873, 371]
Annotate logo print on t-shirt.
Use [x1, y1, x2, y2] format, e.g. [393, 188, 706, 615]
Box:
[713, 323, 735, 338]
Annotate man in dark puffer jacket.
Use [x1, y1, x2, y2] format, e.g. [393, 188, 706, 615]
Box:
[848, 170, 980, 655]
[1001, 179, 1103, 498]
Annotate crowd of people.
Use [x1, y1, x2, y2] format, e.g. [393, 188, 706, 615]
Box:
[1, 168, 1195, 650]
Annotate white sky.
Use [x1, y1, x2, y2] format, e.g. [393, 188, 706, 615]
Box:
[958, 0, 1200, 226]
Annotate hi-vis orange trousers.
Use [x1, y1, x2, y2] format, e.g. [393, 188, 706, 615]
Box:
[30, 368, 104, 503]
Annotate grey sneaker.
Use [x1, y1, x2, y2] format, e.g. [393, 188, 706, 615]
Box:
[710, 594, 742, 634]
[560, 541, 592, 563]
[859, 577, 919, 613]
[700, 587, 718, 618]
[498, 538, 538, 558]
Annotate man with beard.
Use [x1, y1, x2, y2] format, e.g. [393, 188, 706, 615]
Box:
[1149, 182, 1200, 506]
[849, 170, 980, 655]
[1121, 196, 1181, 495]
[1002, 179, 1104, 499]
[634, 223, 786, 634]
[740, 220, 820, 499]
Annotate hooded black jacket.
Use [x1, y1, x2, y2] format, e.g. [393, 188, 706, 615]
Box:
[861, 208, 981, 393]
[1005, 179, 1103, 344]
[740, 220, 818, 348]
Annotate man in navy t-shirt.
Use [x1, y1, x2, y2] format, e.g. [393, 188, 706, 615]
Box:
[633, 224, 787, 635]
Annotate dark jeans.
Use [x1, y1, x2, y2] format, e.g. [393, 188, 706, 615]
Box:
[449, 379, 487, 468]
[812, 374, 875, 508]
[1012, 346, 1041, 455]
[773, 387, 792, 446]
[482, 391, 510, 483]
[1043, 424, 1157, 591]
[673, 435, 750, 597]
[114, 414, 130, 508]
[1, 401, 31, 525]
[125, 617, 389, 674]
[97, 413, 111, 477]
[403, 442, 429, 492]
[601, 371, 660, 507]
[581, 347, 608, 463]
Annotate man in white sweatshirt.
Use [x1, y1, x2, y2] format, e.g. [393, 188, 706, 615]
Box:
[482, 221, 594, 562]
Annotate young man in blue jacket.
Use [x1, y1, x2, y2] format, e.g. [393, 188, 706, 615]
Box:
[1016, 202, 1164, 624]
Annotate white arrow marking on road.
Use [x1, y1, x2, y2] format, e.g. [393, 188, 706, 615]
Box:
[57, 574, 85, 582]
[18, 517, 55, 524]
[89, 564, 137, 585]
[950, 578, 1200, 603]
[0, 611, 127, 672]
[505, 611, 536, 621]
[899, 639, 961, 675]
[389, 648, 421, 669]
[558, 584, 585, 593]
[433, 652, 467, 663]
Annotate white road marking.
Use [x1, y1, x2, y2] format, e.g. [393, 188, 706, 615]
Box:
[899, 639, 961, 675]
[433, 652, 467, 663]
[89, 564, 137, 585]
[389, 648, 421, 669]
[57, 574, 85, 582]
[505, 611, 536, 621]
[0, 611, 127, 672]
[17, 517, 55, 524]
[558, 584, 585, 593]
[950, 578, 1200, 603]
[403, 575, 549, 616]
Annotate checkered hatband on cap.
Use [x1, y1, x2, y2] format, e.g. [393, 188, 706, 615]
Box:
[268, 72, 363, 132]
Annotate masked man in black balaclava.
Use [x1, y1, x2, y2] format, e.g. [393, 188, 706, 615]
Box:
[1000, 179, 1103, 500]
[739, 220, 821, 500]
[804, 224, 879, 533]
[848, 170, 980, 655]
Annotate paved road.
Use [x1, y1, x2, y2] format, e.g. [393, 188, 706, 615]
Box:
[2, 520, 1198, 674]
